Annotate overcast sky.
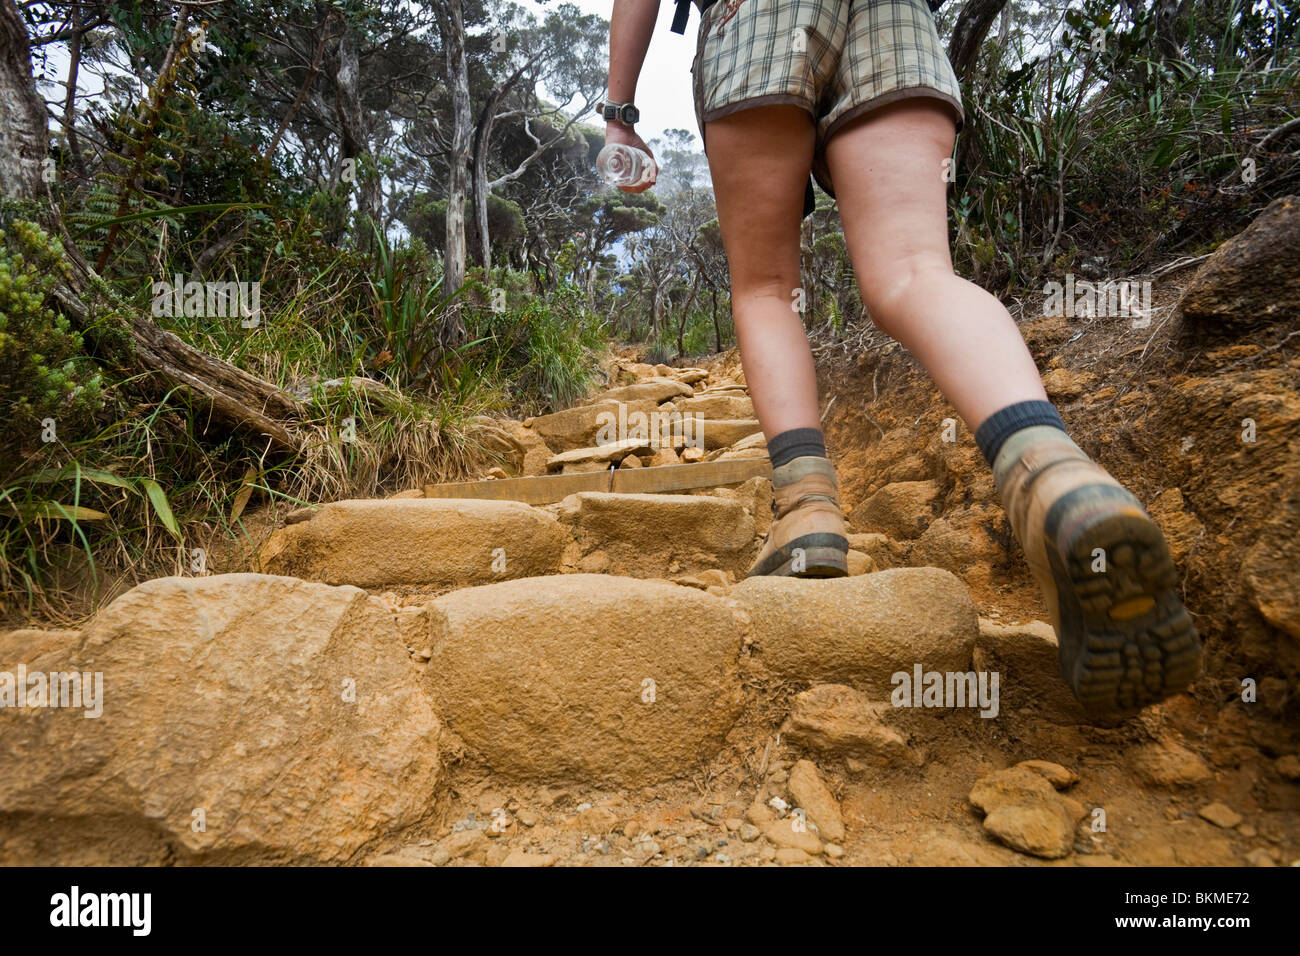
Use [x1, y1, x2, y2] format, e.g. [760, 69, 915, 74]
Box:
[571, 0, 702, 148]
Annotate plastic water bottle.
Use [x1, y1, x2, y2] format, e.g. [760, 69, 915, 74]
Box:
[596, 143, 656, 188]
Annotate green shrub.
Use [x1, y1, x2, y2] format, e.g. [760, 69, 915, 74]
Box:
[0, 221, 103, 469]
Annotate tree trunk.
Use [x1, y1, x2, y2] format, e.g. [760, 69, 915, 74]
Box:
[470, 101, 497, 271]
[61, 3, 88, 180]
[947, 0, 1010, 82]
[333, 25, 380, 250]
[438, 0, 472, 345]
[711, 287, 722, 353]
[0, 0, 51, 200]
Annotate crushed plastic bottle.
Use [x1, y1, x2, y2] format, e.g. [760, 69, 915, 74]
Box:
[596, 143, 656, 188]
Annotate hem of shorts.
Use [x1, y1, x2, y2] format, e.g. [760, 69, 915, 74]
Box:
[821, 86, 965, 144]
[701, 94, 816, 125]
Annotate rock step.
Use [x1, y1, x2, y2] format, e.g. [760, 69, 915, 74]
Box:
[2, 567, 980, 862]
[0, 574, 440, 865]
[425, 457, 771, 506]
[545, 437, 653, 472]
[260, 498, 569, 589]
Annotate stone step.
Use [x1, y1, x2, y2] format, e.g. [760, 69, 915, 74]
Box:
[421, 574, 746, 787]
[0, 574, 441, 864]
[545, 437, 653, 472]
[1, 565, 988, 861]
[526, 399, 659, 452]
[558, 491, 757, 577]
[260, 498, 568, 589]
[675, 394, 755, 420]
[597, 377, 695, 405]
[425, 457, 772, 506]
[672, 418, 763, 450]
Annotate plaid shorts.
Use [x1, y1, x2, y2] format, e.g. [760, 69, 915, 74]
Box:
[690, 0, 963, 197]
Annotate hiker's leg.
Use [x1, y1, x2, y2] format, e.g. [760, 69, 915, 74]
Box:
[703, 104, 821, 436]
[705, 104, 847, 578]
[824, 98, 1199, 712]
[823, 99, 1046, 430]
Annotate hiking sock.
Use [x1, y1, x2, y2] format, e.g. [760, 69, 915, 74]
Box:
[974, 400, 1068, 468]
[767, 427, 828, 469]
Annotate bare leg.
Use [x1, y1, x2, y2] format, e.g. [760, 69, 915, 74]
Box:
[703, 105, 821, 436]
[823, 99, 1047, 430]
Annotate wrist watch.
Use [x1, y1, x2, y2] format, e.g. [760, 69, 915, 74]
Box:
[598, 100, 640, 125]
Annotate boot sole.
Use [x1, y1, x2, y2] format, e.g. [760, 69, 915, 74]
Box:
[1047, 487, 1201, 715]
[746, 534, 849, 579]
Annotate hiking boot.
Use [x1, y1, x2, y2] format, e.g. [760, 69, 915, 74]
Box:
[994, 426, 1201, 714]
[747, 456, 849, 578]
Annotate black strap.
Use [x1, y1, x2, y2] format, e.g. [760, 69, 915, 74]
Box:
[670, 0, 692, 34]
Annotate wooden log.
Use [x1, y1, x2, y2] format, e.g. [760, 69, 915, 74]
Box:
[425, 456, 772, 506]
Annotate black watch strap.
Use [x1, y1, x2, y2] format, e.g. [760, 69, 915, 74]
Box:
[600, 100, 639, 125]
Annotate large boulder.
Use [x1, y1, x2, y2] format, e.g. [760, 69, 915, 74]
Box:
[1179, 195, 1300, 329]
[419, 575, 746, 786]
[260, 498, 568, 590]
[598, 377, 694, 405]
[731, 568, 978, 695]
[780, 683, 912, 767]
[558, 491, 756, 577]
[0, 574, 441, 865]
[528, 400, 660, 452]
[676, 394, 755, 420]
[972, 619, 1089, 724]
[849, 480, 940, 539]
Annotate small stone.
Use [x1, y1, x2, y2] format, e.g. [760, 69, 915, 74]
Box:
[739, 824, 761, 842]
[1245, 848, 1276, 867]
[1198, 802, 1243, 829]
[762, 818, 824, 855]
[440, 828, 489, 861]
[1275, 754, 1300, 780]
[365, 853, 435, 867]
[516, 809, 539, 827]
[681, 446, 705, 463]
[775, 847, 813, 865]
[746, 802, 775, 826]
[1016, 759, 1079, 789]
[767, 796, 789, 813]
[983, 799, 1075, 859]
[1238, 823, 1257, 838]
[786, 759, 846, 842]
[1130, 742, 1213, 787]
[825, 844, 844, 859]
[724, 817, 743, 831]
[501, 850, 555, 867]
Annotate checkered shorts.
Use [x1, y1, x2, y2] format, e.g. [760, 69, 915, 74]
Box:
[690, 0, 963, 197]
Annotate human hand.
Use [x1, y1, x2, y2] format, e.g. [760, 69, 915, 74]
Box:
[605, 122, 657, 193]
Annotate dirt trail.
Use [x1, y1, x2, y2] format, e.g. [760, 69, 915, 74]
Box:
[3, 200, 1298, 866]
[2, 331, 1295, 867]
